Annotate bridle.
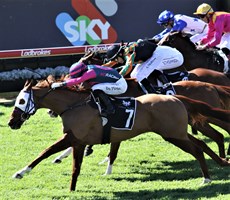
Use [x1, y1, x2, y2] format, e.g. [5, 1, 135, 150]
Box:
[14, 87, 54, 122]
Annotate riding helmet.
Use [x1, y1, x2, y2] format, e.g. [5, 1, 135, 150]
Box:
[194, 3, 214, 15]
[106, 45, 123, 61]
[69, 62, 87, 78]
[157, 10, 174, 25]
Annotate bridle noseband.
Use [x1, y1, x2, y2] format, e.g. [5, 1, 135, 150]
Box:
[15, 89, 36, 122]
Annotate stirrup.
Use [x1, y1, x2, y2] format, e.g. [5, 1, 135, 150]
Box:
[163, 83, 176, 95]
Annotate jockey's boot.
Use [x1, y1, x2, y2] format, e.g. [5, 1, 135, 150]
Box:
[226, 61, 230, 74]
[156, 71, 176, 95]
[162, 82, 176, 95]
[140, 78, 157, 94]
[93, 90, 115, 117]
[221, 47, 230, 58]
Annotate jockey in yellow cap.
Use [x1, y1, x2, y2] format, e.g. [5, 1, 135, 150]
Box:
[194, 3, 230, 73]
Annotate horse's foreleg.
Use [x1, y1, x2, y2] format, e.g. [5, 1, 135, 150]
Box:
[52, 144, 94, 164]
[191, 126, 198, 135]
[13, 133, 73, 179]
[52, 147, 72, 163]
[70, 144, 85, 191]
[104, 142, 121, 175]
[227, 145, 230, 156]
[192, 123, 225, 158]
[164, 136, 211, 184]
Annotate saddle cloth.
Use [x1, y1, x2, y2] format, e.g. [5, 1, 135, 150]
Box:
[92, 96, 137, 130]
[164, 71, 189, 83]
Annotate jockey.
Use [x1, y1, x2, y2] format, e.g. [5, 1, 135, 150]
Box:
[153, 10, 208, 44]
[51, 62, 128, 117]
[194, 3, 230, 73]
[104, 40, 184, 95]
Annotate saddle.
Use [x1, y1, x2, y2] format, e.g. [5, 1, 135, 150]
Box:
[164, 71, 189, 82]
[163, 66, 189, 83]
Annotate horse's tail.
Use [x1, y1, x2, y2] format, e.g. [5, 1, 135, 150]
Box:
[175, 95, 230, 125]
[211, 84, 230, 109]
[224, 72, 230, 79]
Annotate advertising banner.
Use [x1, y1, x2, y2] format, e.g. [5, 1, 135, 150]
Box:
[0, 0, 218, 51]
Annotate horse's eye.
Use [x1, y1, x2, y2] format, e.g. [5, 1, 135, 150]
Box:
[19, 99, 26, 105]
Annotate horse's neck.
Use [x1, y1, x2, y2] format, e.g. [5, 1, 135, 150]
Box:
[122, 80, 144, 97]
[173, 39, 195, 53]
[34, 88, 90, 115]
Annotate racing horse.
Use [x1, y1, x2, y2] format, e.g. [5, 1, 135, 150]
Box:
[8, 78, 230, 191]
[81, 49, 230, 87]
[81, 50, 230, 140]
[157, 31, 227, 72]
[53, 79, 230, 167]
[82, 80, 230, 176]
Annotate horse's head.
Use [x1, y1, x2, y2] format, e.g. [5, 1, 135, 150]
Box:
[8, 80, 38, 129]
[158, 31, 196, 50]
[79, 51, 106, 65]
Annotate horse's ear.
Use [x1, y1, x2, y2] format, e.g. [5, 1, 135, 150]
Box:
[24, 79, 31, 87]
[47, 75, 55, 83]
[24, 79, 36, 90]
[79, 51, 95, 64]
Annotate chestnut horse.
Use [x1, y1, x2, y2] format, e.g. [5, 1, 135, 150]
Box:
[157, 32, 226, 72]
[82, 50, 230, 140]
[53, 79, 230, 169]
[8, 79, 230, 191]
[85, 80, 230, 175]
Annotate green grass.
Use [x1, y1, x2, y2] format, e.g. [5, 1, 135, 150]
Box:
[0, 104, 230, 200]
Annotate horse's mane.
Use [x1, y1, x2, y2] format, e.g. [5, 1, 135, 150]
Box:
[160, 31, 220, 56]
[35, 75, 90, 93]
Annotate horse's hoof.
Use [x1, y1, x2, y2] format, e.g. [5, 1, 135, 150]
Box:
[47, 110, 58, 118]
[12, 173, 23, 179]
[52, 159, 62, 164]
[103, 173, 111, 176]
[84, 148, 93, 157]
[200, 178, 212, 185]
[220, 158, 230, 166]
[98, 157, 109, 165]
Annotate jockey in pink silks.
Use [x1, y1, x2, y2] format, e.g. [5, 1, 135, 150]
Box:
[194, 3, 230, 73]
[51, 62, 127, 116]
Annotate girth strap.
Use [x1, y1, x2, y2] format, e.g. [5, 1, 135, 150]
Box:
[102, 116, 112, 144]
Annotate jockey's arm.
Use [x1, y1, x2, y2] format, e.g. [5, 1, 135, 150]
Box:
[119, 52, 136, 77]
[206, 18, 224, 47]
[65, 70, 96, 87]
[152, 28, 171, 41]
[102, 60, 118, 68]
[172, 19, 187, 32]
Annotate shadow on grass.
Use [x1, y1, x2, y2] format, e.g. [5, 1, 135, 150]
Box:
[112, 182, 230, 200]
[112, 159, 229, 182]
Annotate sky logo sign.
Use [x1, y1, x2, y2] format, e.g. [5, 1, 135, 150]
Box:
[56, 0, 118, 46]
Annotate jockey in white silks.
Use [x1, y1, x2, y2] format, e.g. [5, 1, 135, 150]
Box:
[153, 10, 208, 44]
[104, 41, 184, 95]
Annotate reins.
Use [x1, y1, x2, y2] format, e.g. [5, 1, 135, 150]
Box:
[59, 95, 91, 116]
[36, 87, 92, 117]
